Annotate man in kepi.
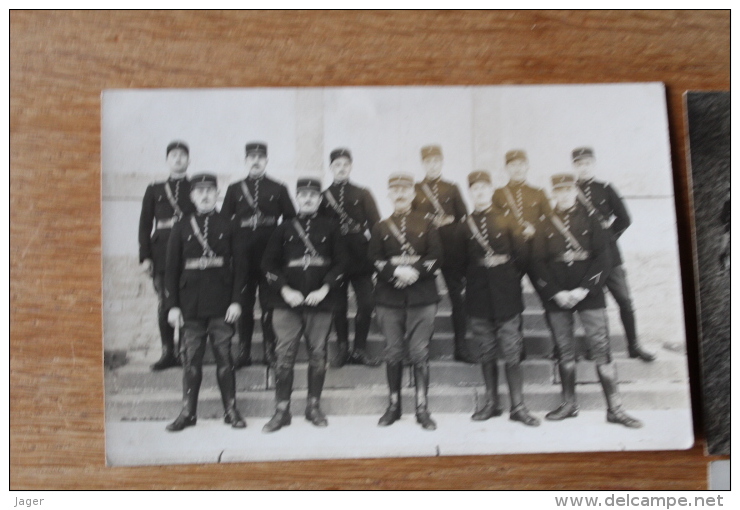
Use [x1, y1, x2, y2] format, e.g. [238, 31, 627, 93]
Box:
[221, 142, 296, 368]
[319, 148, 381, 367]
[370, 173, 443, 431]
[138, 140, 196, 371]
[459, 171, 540, 427]
[164, 173, 246, 432]
[412, 145, 471, 363]
[572, 147, 655, 362]
[531, 173, 642, 428]
[261, 178, 347, 433]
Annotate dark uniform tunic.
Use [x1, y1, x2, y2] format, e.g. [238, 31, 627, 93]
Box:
[576, 179, 630, 266]
[138, 176, 196, 351]
[262, 214, 347, 374]
[530, 203, 613, 364]
[319, 180, 381, 353]
[492, 181, 552, 232]
[412, 178, 468, 349]
[220, 174, 296, 359]
[459, 208, 529, 364]
[369, 211, 442, 364]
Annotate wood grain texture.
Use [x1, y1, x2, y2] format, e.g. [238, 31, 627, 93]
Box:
[10, 10, 729, 490]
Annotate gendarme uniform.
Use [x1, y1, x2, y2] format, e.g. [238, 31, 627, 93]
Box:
[412, 144, 470, 362]
[319, 148, 381, 366]
[221, 142, 296, 368]
[530, 173, 641, 429]
[261, 178, 347, 432]
[164, 173, 246, 432]
[369, 173, 442, 431]
[458, 171, 539, 426]
[138, 140, 196, 370]
[492, 150, 553, 232]
[572, 146, 654, 362]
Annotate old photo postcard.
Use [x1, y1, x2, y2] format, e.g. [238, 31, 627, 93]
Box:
[103, 83, 692, 466]
[685, 91, 730, 456]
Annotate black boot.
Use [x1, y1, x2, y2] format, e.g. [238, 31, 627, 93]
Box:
[216, 359, 245, 429]
[414, 363, 436, 431]
[622, 307, 655, 362]
[378, 362, 403, 426]
[627, 339, 656, 362]
[306, 365, 328, 426]
[331, 341, 349, 368]
[262, 367, 293, 433]
[305, 397, 328, 427]
[472, 361, 503, 421]
[546, 361, 579, 421]
[261, 310, 277, 367]
[597, 363, 643, 428]
[263, 402, 291, 433]
[453, 336, 476, 364]
[151, 343, 179, 371]
[166, 362, 201, 431]
[506, 362, 539, 426]
[234, 315, 253, 369]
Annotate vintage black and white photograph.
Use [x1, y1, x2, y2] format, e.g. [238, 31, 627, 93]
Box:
[685, 91, 731, 456]
[102, 83, 692, 466]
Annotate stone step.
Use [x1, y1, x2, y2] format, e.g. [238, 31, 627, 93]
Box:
[107, 352, 687, 396]
[105, 381, 690, 421]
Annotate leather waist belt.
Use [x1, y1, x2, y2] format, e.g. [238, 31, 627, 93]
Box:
[184, 256, 225, 270]
[477, 254, 511, 268]
[340, 223, 363, 235]
[554, 250, 590, 263]
[390, 254, 421, 265]
[287, 255, 329, 268]
[156, 217, 177, 230]
[240, 215, 277, 228]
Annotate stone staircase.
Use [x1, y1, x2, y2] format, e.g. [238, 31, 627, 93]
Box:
[105, 274, 690, 421]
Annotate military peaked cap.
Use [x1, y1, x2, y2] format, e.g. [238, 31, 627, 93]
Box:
[572, 147, 595, 161]
[297, 177, 322, 193]
[330, 148, 352, 163]
[505, 149, 527, 164]
[166, 140, 190, 156]
[388, 173, 415, 188]
[468, 170, 492, 187]
[420, 145, 443, 160]
[245, 142, 268, 156]
[551, 173, 577, 189]
[191, 173, 218, 188]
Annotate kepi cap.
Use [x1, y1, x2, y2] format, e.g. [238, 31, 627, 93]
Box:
[330, 148, 352, 163]
[572, 147, 595, 161]
[468, 170, 492, 187]
[245, 142, 268, 156]
[551, 173, 577, 189]
[296, 177, 322, 193]
[166, 140, 189, 157]
[421, 145, 443, 160]
[388, 173, 415, 188]
[191, 173, 218, 188]
[505, 149, 527, 164]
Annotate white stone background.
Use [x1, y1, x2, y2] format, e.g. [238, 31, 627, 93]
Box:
[102, 83, 684, 352]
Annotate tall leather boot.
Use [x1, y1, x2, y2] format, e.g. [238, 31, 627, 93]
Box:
[597, 363, 642, 428]
[166, 363, 201, 431]
[505, 363, 540, 426]
[306, 365, 328, 427]
[263, 367, 293, 433]
[546, 361, 579, 421]
[349, 308, 379, 366]
[472, 360, 503, 420]
[216, 362, 245, 429]
[234, 316, 253, 369]
[624, 313, 656, 362]
[413, 362, 436, 431]
[261, 309, 277, 367]
[378, 362, 403, 426]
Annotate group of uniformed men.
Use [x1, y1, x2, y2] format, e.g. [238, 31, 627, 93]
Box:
[139, 140, 654, 434]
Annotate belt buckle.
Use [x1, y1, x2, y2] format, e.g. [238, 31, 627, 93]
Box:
[199, 257, 208, 270]
[340, 223, 349, 235]
[562, 250, 574, 264]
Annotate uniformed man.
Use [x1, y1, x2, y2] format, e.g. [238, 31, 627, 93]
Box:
[459, 171, 540, 426]
[319, 148, 381, 367]
[572, 147, 655, 362]
[221, 142, 296, 368]
[164, 173, 246, 432]
[369, 173, 443, 431]
[412, 145, 471, 363]
[492, 150, 553, 242]
[531, 173, 642, 428]
[261, 178, 347, 433]
[138, 140, 196, 371]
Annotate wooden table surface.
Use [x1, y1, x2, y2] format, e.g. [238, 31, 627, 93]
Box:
[10, 10, 729, 490]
